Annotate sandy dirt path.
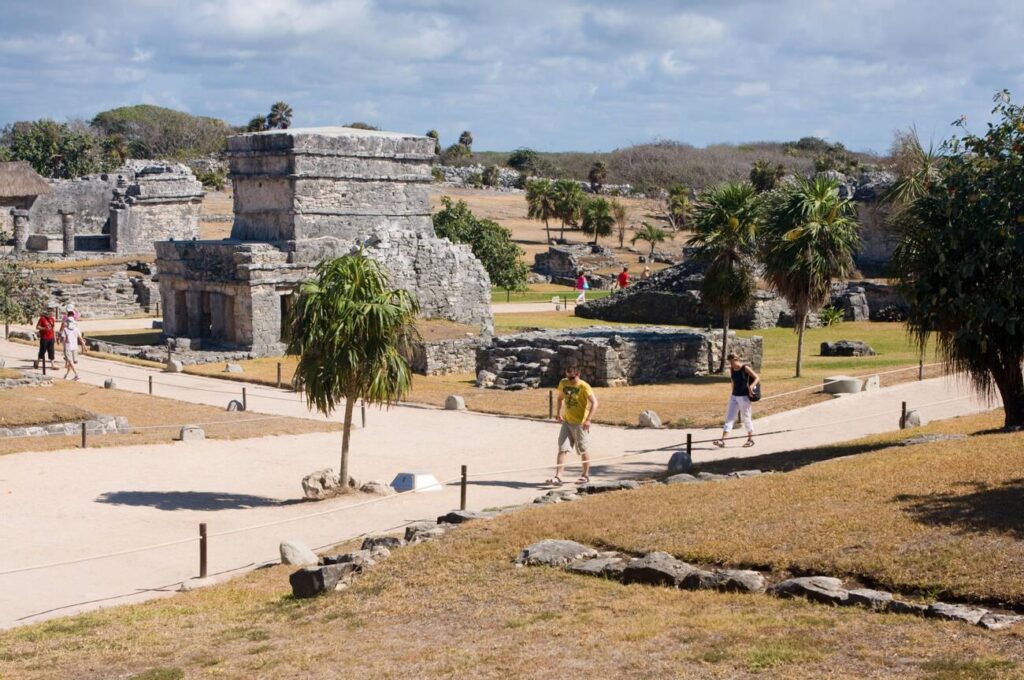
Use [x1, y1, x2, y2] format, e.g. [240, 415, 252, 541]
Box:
[0, 338, 995, 628]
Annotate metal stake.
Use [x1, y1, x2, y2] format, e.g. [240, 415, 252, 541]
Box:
[460, 465, 468, 511]
[548, 390, 554, 419]
[81, 422, 87, 448]
[276, 362, 282, 389]
[242, 387, 247, 411]
[901, 401, 908, 429]
[199, 523, 208, 578]
[148, 375, 153, 395]
[361, 401, 366, 428]
[686, 433, 692, 460]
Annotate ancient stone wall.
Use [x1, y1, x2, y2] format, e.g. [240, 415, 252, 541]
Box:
[27, 174, 116, 236]
[476, 327, 762, 390]
[533, 244, 621, 287]
[411, 337, 485, 375]
[109, 162, 202, 254]
[39, 270, 151, 318]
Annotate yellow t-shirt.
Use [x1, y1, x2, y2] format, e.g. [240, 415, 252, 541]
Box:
[559, 378, 594, 425]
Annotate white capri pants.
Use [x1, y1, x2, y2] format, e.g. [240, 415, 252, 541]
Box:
[723, 395, 754, 433]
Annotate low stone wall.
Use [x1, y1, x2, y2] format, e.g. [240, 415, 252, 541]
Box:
[0, 373, 53, 389]
[0, 415, 129, 439]
[476, 327, 762, 390]
[411, 337, 485, 376]
[41, 270, 151, 318]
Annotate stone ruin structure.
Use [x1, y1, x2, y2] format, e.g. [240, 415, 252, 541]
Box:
[533, 243, 622, 288]
[1, 162, 52, 249]
[4, 161, 202, 256]
[155, 127, 493, 355]
[476, 327, 763, 390]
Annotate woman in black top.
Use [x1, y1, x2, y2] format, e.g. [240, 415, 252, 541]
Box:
[713, 353, 760, 448]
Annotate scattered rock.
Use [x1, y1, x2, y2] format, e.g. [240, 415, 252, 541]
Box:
[301, 468, 342, 500]
[978, 613, 1024, 631]
[405, 522, 451, 544]
[823, 375, 863, 394]
[566, 557, 627, 578]
[667, 450, 692, 475]
[845, 588, 893, 610]
[289, 563, 358, 598]
[103, 378, 116, 389]
[770, 576, 849, 605]
[516, 539, 598, 567]
[165, 359, 184, 373]
[369, 546, 391, 560]
[711, 569, 767, 593]
[226, 399, 245, 412]
[898, 434, 968, 447]
[534, 489, 581, 504]
[862, 375, 881, 391]
[179, 425, 204, 442]
[359, 480, 395, 496]
[900, 409, 922, 429]
[886, 599, 929, 616]
[321, 550, 375, 568]
[820, 340, 877, 357]
[444, 395, 466, 411]
[927, 602, 988, 625]
[679, 569, 720, 590]
[279, 540, 318, 566]
[638, 410, 662, 428]
[437, 509, 497, 524]
[475, 370, 497, 388]
[577, 480, 640, 494]
[696, 472, 728, 482]
[728, 470, 763, 478]
[361, 535, 406, 552]
[224, 363, 243, 373]
[620, 552, 695, 587]
[665, 473, 699, 484]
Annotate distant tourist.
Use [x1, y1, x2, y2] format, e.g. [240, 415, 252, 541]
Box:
[60, 318, 86, 382]
[34, 306, 56, 371]
[641, 266, 652, 280]
[547, 362, 598, 486]
[59, 303, 79, 335]
[617, 265, 629, 290]
[713, 353, 760, 448]
[575, 271, 588, 304]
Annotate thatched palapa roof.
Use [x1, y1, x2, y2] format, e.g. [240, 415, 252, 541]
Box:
[0, 161, 52, 199]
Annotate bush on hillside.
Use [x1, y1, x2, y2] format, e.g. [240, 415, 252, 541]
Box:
[91, 105, 232, 159]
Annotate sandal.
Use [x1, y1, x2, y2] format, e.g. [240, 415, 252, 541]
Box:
[544, 476, 564, 486]
[576, 476, 589, 485]
[712, 440, 725, 448]
[743, 439, 755, 448]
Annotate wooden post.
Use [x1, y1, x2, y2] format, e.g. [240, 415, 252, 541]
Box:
[276, 362, 282, 389]
[41, 359, 46, 376]
[686, 433, 692, 458]
[901, 401, 908, 429]
[148, 375, 153, 395]
[81, 422, 87, 448]
[155, 301, 160, 318]
[361, 401, 366, 428]
[199, 523, 208, 579]
[242, 387, 247, 412]
[548, 390, 554, 419]
[460, 465, 468, 511]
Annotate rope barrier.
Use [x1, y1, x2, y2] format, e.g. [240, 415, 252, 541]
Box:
[0, 536, 200, 576]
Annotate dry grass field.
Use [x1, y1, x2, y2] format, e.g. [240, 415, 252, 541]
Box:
[1, 411, 1021, 679]
[0, 381, 340, 456]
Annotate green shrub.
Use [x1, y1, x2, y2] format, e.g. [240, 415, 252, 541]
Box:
[819, 305, 844, 327]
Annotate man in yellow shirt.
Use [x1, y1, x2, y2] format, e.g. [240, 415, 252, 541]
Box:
[547, 362, 598, 486]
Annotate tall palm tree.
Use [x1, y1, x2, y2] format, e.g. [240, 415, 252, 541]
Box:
[588, 161, 607, 193]
[611, 199, 628, 248]
[552, 178, 585, 241]
[287, 252, 419, 487]
[631, 222, 670, 258]
[246, 116, 268, 132]
[458, 130, 473, 150]
[526, 178, 558, 243]
[581, 197, 615, 245]
[761, 176, 860, 377]
[687, 182, 762, 372]
[665, 185, 692, 231]
[884, 127, 944, 208]
[267, 101, 293, 130]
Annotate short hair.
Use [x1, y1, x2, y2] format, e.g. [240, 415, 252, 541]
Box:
[563, 361, 580, 374]
[726, 353, 739, 361]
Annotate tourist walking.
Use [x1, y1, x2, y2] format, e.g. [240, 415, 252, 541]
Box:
[60, 317, 86, 381]
[34, 306, 56, 371]
[713, 353, 760, 448]
[641, 266, 652, 280]
[59, 303, 79, 335]
[574, 271, 588, 304]
[617, 265, 629, 290]
[547, 362, 598, 486]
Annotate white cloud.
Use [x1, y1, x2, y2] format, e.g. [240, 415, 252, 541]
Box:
[733, 81, 770, 97]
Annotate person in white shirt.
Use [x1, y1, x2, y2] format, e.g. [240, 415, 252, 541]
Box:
[61, 318, 87, 381]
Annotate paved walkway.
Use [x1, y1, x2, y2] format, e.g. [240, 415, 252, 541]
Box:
[0, 337, 996, 628]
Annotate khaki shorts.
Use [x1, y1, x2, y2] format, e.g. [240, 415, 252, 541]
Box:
[64, 350, 78, 365]
[558, 421, 590, 455]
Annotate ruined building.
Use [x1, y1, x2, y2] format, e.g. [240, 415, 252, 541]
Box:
[155, 127, 493, 355]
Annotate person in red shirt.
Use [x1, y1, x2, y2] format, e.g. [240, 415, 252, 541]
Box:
[35, 307, 57, 371]
[616, 266, 629, 290]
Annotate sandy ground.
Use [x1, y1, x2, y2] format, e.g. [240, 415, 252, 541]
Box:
[0, 336, 996, 629]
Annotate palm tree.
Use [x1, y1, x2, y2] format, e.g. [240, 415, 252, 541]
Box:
[611, 199, 628, 248]
[884, 127, 943, 208]
[458, 130, 473, 151]
[287, 252, 419, 487]
[526, 178, 558, 244]
[552, 178, 585, 241]
[425, 129, 441, 155]
[761, 177, 860, 377]
[749, 159, 786, 192]
[631, 222, 670, 258]
[664, 185, 692, 231]
[687, 182, 762, 372]
[246, 116, 268, 132]
[267, 101, 293, 130]
[588, 161, 607, 193]
[581, 197, 615, 245]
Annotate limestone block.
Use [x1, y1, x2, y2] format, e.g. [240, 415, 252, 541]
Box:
[301, 468, 342, 500]
[900, 409, 922, 429]
[280, 540, 318, 566]
[179, 425, 205, 441]
[165, 359, 184, 373]
[638, 410, 662, 428]
[444, 395, 466, 411]
[224, 363, 243, 373]
[516, 540, 598, 567]
[25, 234, 50, 251]
[823, 375, 862, 394]
[862, 375, 880, 391]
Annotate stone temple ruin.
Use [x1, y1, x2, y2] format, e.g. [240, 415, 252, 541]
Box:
[155, 127, 493, 355]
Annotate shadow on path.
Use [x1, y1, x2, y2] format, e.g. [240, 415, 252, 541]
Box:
[95, 490, 301, 511]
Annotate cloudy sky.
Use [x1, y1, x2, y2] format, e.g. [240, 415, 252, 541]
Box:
[2, 0, 1022, 153]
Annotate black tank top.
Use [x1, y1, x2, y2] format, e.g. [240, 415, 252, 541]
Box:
[731, 366, 749, 396]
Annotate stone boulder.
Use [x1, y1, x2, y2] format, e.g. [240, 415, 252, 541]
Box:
[844, 588, 893, 610]
[437, 509, 497, 524]
[638, 410, 662, 428]
[926, 602, 988, 625]
[179, 425, 204, 442]
[301, 468, 342, 500]
[770, 576, 849, 604]
[165, 359, 184, 373]
[979, 613, 1024, 630]
[475, 370, 497, 388]
[289, 563, 359, 598]
[820, 340, 876, 357]
[566, 557, 627, 578]
[359, 480, 395, 496]
[361, 535, 406, 552]
[823, 375, 863, 394]
[577, 480, 640, 494]
[280, 540, 318, 566]
[533, 489, 581, 504]
[666, 451, 693, 475]
[405, 521, 451, 544]
[900, 409, 922, 429]
[444, 395, 466, 411]
[710, 569, 767, 593]
[516, 539, 597, 567]
[224, 363, 243, 373]
[621, 552, 695, 587]
[665, 473, 699, 484]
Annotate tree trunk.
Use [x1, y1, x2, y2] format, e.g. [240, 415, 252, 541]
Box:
[991, 357, 1024, 428]
[544, 218, 551, 244]
[340, 397, 355, 487]
[649, 242, 656, 258]
[719, 311, 730, 374]
[559, 220, 566, 241]
[795, 314, 806, 378]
